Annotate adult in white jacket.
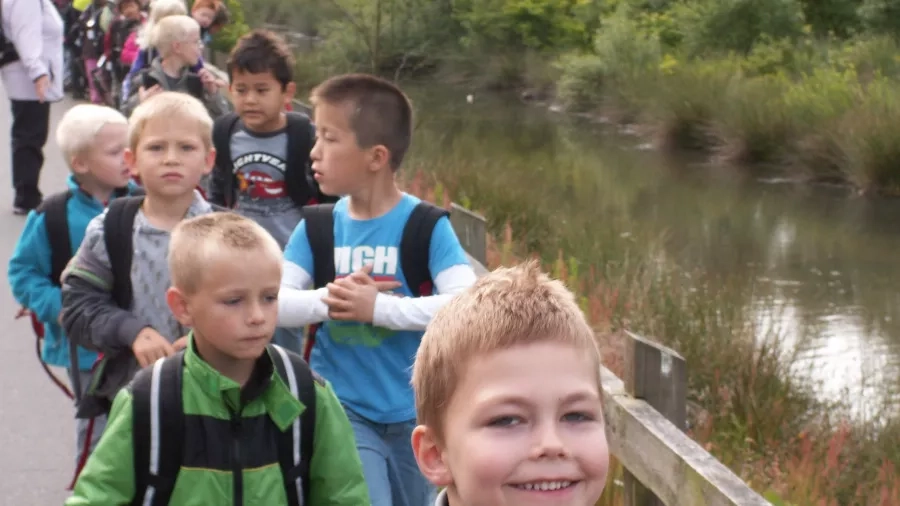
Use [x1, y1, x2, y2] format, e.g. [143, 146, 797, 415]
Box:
[1, 0, 64, 214]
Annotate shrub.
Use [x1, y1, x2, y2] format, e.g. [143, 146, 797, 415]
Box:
[674, 0, 806, 56]
[859, 0, 900, 40]
[208, 0, 250, 54]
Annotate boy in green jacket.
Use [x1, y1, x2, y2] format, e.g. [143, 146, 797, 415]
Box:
[66, 212, 370, 506]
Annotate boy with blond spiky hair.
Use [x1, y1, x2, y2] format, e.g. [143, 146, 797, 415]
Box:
[411, 261, 611, 506]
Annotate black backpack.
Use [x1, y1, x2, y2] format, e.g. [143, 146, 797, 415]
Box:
[37, 186, 133, 395]
[102, 195, 225, 309]
[211, 111, 337, 209]
[37, 190, 75, 289]
[130, 343, 318, 506]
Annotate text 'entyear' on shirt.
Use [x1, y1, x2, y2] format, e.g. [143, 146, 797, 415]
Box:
[229, 121, 302, 248]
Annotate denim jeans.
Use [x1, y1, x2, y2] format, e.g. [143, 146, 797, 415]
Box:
[344, 407, 436, 506]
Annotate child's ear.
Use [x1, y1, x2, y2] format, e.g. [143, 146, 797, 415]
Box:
[284, 81, 296, 101]
[367, 145, 391, 173]
[166, 287, 194, 327]
[411, 425, 453, 487]
[203, 146, 216, 175]
[70, 154, 89, 175]
[124, 148, 138, 177]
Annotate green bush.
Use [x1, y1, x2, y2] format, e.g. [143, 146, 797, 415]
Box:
[799, 0, 862, 37]
[556, 53, 607, 111]
[455, 0, 592, 52]
[209, 0, 250, 54]
[834, 78, 900, 193]
[859, 0, 900, 40]
[674, 0, 806, 56]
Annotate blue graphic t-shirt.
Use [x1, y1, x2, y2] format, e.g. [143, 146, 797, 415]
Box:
[283, 193, 469, 423]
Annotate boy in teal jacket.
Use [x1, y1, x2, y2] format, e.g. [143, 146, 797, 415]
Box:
[66, 212, 370, 505]
[8, 103, 137, 476]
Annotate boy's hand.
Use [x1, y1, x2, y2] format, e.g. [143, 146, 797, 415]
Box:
[198, 68, 226, 93]
[132, 327, 175, 368]
[172, 335, 188, 352]
[138, 84, 162, 103]
[323, 264, 401, 323]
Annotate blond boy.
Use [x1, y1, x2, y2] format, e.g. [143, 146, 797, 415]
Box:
[8, 104, 138, 476]
[67, 213, 370, 505]
[122, 14, 228, 119]
[411, 261, 610, 506]
[61, 92, 218, 422]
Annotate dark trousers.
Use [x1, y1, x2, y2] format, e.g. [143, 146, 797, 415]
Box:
[10, 99, 50, 209]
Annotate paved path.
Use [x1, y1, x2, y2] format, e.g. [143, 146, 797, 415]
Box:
[0, 85, 85, 506]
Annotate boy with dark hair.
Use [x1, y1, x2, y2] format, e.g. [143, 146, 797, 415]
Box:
[66, 212, 370, 506]
[277, 73, 477, 506]
[210, 29, 334, 352]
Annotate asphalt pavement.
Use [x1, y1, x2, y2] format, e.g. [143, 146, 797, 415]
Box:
[0, 85, 86, 506]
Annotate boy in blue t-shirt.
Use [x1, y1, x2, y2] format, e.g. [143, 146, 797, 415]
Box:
[278, 73, 477, 506]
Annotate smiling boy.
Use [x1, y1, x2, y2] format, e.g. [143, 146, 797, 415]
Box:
[411, 261, 610, 506]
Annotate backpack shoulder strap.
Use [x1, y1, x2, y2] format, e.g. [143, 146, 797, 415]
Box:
[37, 190, 73, 287]
[301, 204, 336, 289]
[269, 344, 319, 506]
[285, 112, 317, 209]
[131, 352, 185, 506]
[103, 195, 144, 309]
[401, 201, 449, 297]
[212, 112, 241, 207]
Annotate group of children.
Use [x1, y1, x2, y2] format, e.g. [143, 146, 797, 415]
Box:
[63, 0, 229, 111]
[8, 21, 612, 506]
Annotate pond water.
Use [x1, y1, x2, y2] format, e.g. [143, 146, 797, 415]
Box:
[402, 86, 900, 417]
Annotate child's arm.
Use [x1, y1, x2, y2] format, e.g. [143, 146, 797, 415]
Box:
[7, 211, 63, 324]
[308, 380, 372, 506]
[277, 220, 331, 328]
[65, 389, 136, 505]
[60, 216, 150, 353]
[120, 48, 146, 99]
[371, 217, 476, 331]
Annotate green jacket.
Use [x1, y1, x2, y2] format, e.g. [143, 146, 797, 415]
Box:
[66, 342, 371, 506]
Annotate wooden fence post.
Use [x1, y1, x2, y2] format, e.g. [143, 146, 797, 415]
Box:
[449, 203, 487, 266]
[622, 331, 688, 506]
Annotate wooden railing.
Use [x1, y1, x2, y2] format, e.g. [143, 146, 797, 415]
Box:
[449, 206, 772, 506]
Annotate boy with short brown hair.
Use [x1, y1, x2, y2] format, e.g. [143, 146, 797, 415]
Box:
[66, 212, 370, 505]
[278, 74, 477, 505]
[411, 261, 611, 506]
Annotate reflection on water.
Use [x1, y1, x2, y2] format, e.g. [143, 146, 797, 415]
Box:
[405, 86, 900, 415]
